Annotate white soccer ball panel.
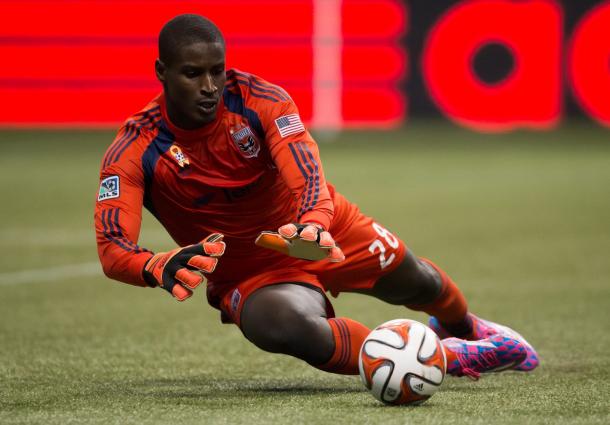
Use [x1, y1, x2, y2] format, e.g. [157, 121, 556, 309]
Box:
[365, 328, 405, 350]
[418, 327, 440, 360]
[370, 364, 392, 401]
[417, 364, 444, 386]
[406, 321, 426, 346]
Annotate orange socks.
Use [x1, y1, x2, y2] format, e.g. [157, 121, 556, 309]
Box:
[315, 317, 371, 375]
[406, 258, 472, 336]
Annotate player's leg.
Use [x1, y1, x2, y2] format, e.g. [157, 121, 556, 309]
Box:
[358, 245, 539, 371]
[319, 192, 539, 371]
[366, 251, 472, 337]
[366, 249, 539, 370]
[239, 283, 369, 374]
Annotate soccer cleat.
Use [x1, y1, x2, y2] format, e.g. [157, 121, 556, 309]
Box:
[429, 313, 539, 371]
[442, 334, 527, 380]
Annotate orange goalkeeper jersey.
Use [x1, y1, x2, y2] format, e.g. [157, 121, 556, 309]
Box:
[94, 69, 334, 287]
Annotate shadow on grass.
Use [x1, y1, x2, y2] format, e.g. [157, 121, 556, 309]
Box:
[101, 376, 467, 410]
[2, 375, 506, 413]
[95, 376, 365, 402]
[84, 374, 517, 404]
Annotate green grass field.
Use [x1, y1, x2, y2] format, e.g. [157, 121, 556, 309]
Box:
[0, 124, 608, 424]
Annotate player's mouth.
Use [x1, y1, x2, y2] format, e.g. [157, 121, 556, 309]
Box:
[197, 99, 218, 115]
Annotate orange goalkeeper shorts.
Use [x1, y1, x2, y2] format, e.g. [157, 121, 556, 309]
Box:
[211, 191, 407, 327]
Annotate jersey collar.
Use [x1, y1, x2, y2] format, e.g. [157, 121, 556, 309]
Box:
[159, 93, 225, 142]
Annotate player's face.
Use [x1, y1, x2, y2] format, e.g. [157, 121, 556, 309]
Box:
[157, 41, 226, 130]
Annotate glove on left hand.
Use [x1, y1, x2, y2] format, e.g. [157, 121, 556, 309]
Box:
[143, 233, 225, 301]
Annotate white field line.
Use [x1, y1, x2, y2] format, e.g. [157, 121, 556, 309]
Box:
[0, 262, 102, 285]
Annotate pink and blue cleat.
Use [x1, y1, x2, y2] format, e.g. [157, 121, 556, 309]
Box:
[430, 313, 539, 371]
[442, 334, 528, 380]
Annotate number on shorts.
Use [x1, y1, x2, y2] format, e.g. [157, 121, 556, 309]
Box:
[368, 223, 399, 270]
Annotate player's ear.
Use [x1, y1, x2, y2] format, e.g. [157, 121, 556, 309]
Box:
[155, 59, 166, 83]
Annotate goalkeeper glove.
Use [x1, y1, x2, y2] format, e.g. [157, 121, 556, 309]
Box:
[255, 223, 345, 262]
[143, 233, 225, 301]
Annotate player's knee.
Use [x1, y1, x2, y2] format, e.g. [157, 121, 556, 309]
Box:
[244, 308, 330, 358]
[247, 306, 300, 352]
[372, 253, 441, 305]
[240, 285, 333, 362]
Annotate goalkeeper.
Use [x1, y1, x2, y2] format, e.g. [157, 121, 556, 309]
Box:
[94, 14, 538, 378]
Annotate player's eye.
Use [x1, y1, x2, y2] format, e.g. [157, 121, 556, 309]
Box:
[183, 69, 201, 78]
[212, 66, 225, 76]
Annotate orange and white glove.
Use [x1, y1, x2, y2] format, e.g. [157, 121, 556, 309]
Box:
[255, 223, 344, 262]
[143, 233, 225, 301]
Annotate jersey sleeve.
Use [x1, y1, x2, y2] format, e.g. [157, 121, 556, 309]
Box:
[262, 99, 334, 230]
[94, 129, 154, 287]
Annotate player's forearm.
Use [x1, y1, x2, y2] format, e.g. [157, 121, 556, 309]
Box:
[271, 140, 334, 228]
[97, 244, 154, 287]
[299, 199, 334, 230]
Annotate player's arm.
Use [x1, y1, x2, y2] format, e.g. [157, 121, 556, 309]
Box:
[94, 144, 225, 301]
[94, 157, 153, 286]
[258, 99, 344, 261]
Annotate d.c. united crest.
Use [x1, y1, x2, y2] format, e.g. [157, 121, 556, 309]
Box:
[230, 126, 260, 158]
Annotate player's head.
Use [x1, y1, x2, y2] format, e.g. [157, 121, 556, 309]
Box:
[156, 14, 227, 130]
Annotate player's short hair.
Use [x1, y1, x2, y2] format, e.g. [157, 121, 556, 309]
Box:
[158, 14, 225, 65]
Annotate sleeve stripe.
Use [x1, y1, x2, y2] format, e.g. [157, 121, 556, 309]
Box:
[108, 128, 141, 166]
[251, 73, 290, 101]
[288, 142, 308, 179]
[102, 209, 136, 252]
[288, 142, 320, 220]
[109, 208, 141, 252]
[100, 208, 148, 254]
[288, 143, 309, 215]
[299, 142, 320, 209]
[102, 107, 161, 168]
[103, 110, 152, 166]
[101, 209, 134, 253]
[227, 78, 284, 103]
[103, 126, 134, 168]
[231, 70, 289, 101]
[296, 142, 320, 217]
[108, 110, 161, 166]
[111, 208, 149, 253]
[226, 81, 282, 103]
[294, 142, 315, 216]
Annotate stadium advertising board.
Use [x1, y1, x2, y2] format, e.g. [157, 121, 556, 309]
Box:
[0, 0, 608, 131]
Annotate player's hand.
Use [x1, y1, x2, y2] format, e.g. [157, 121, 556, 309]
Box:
[143, 233, 225, 301]
[255, 223, 344, 262]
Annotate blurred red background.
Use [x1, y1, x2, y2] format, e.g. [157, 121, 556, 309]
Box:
[0, 0, 405, 128]
[0, 0, 608, 131]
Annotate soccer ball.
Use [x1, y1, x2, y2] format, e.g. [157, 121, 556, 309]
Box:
[359, 319, 446, 405]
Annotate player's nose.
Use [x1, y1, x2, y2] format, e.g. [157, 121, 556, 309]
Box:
[200, 74, 217, 95]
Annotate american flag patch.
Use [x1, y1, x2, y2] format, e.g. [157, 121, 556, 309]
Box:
[275, 114, 305, 138]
